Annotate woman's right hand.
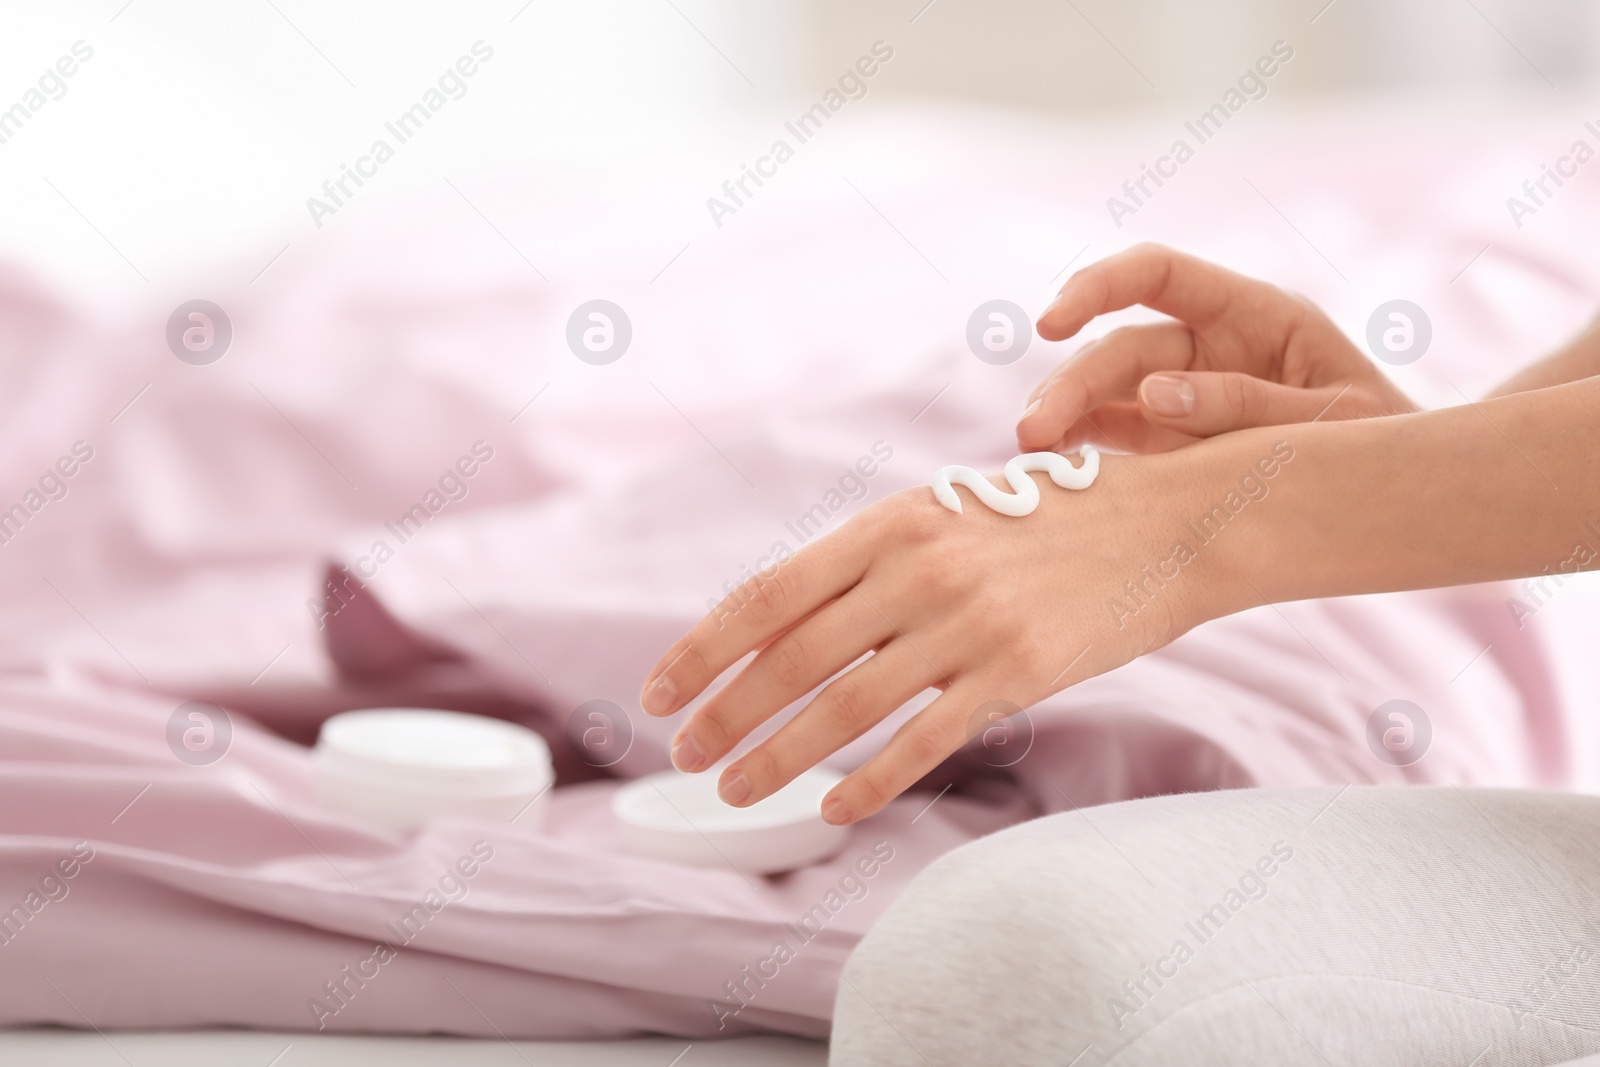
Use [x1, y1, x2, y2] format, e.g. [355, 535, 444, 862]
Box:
[1017, 244, 1418, 455]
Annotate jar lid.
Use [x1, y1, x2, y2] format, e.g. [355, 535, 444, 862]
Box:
[611, 768, 848, 873]
[315, 708, 553, 798]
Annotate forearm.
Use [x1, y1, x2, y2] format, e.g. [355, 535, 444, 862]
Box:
[1485, 314, 1600, 398]
[1174, 376, 1600, 618]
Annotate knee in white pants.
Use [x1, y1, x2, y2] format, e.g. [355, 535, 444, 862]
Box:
[831, 786, 1600, 1067]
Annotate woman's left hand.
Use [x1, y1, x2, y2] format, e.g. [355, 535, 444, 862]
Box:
[638, 449, 1219, 825]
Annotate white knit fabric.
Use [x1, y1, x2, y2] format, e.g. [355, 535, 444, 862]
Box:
[832, 786, 1600, 1067]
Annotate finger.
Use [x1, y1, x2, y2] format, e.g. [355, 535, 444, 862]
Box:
[1036, 400, 1200, 454]
[1036, 242, 1275, 342]
[715, 640, 942, 806]
[641, 533, 869, 717]
[1137, 371, 1352, 436]
[1017, 322, 1195, 451]
[670, 590, 895, 772]
[820, 679, 1004, 825]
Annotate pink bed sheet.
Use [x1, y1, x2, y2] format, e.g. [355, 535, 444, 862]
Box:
[1, 98, 1598, 1038]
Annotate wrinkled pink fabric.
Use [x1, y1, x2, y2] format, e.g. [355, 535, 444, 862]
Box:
[2, 98, 1599, 1039]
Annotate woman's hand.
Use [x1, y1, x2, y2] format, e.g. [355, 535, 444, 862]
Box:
[638, 452, 1216, 826]
[1018, 243, 1417, 454]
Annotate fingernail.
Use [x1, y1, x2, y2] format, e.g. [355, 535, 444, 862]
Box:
[642, 676, 677, 716]
[1141, 374, 1194, 417]
[821, 797, 852, 825]
[1021, 397, 1043, 420]
[671, 733, 707, 772]
[718, 770, 751, 805]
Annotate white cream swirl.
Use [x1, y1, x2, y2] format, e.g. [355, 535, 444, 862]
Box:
[931, 447, 1099, 516]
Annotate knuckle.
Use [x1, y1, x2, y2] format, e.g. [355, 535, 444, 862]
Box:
[1127, 242, 1176, 292]
[1063, 261, 1112, 310]
[817, 680, 874, 736]
[1005, 634, 1056, 678]
[734, 745, 781, 793]
[1064, 258, 1099, 288]
[889, 493, 946, 547]
[900, 720, 955, 768]
[917, 547, 976, 603]
[1221, 374, 1260, 421]
[765, 632, 812, 690]
[741, 568, 792, 624]
[846, 769, 892, 815]
[872, 494, 951, 560]
[1285, 290, 1317, 316]
[691, 706, 735, 752]
[1102, 324, 1142, 346]
[668, 640, 714, 691]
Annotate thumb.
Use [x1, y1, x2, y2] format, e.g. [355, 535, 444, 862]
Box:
[1137, 372, 1346, 436]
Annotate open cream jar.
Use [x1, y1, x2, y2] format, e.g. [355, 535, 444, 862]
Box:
[314, 708, 553, 832]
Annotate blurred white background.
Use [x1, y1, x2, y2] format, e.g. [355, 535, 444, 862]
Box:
[0, 0, 1595, 302]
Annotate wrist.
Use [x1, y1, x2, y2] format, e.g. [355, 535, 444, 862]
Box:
[1080, 445, 1269, 646]
[1136, 433, 1306, 629]
[1171, 414, 1408, 616]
